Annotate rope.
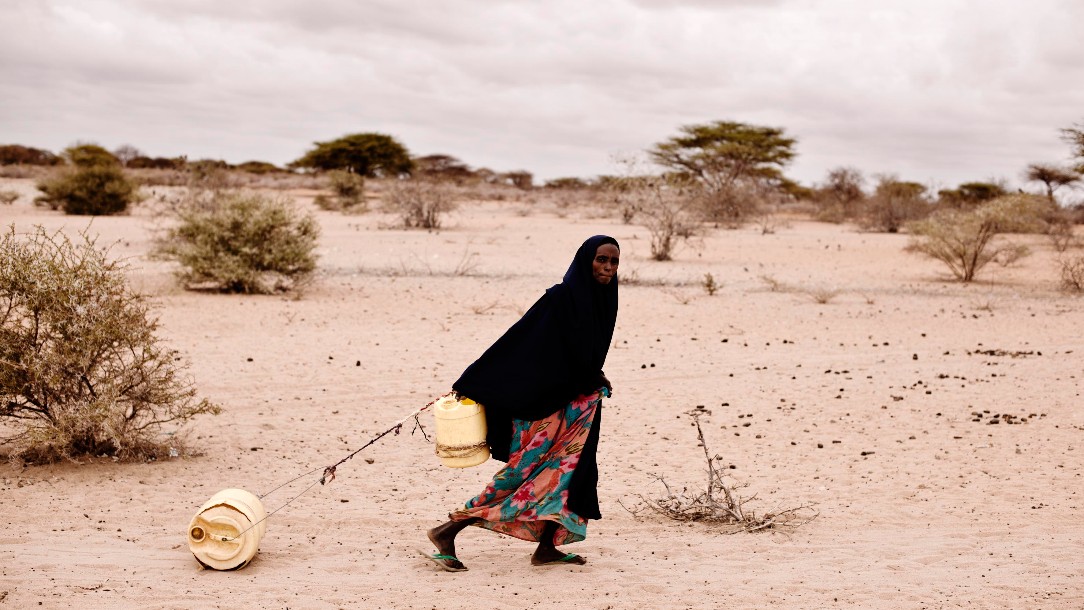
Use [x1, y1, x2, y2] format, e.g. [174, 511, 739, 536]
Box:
[211, 392, 452, 543]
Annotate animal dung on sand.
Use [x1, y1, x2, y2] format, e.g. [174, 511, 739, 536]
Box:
[187, 488, 268, 571]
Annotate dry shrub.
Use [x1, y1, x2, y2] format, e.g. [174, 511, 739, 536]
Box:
[623, 409, 817, 533]
[806, 286, 841, 304]
[860, 177, 931, 233]
[1059, 255, 1084, 292]
[35, 165, 138, 215]
[759, 274, 786, 292]
[702, 273, 720, 296]
[0, 190, 18, 205]
[154, 191, 319, 294]
[323, 170, 367, 211]
[1, 226, 219, 463]
[383, 179, 457, 229]
[907, 194, 1049, 282]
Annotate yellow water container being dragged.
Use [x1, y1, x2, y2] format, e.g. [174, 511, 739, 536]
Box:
[187, 488, 267, 571]
[434, 394, 490, 468]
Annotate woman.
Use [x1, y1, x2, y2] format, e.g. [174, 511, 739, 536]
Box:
[423, 235, 620, 572]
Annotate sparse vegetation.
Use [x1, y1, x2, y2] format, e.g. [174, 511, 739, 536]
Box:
[383, 179, 457, 230]
[907, 194, 1050, 282]
[321, 169, 367, 211]
[861, 176, 931, 233]
[0, 225, 219, 463]
[35, 164, 138, 215]
[807, 286, 841, 304]
[811, 167, 866, 223]
[1059, 255, 1084, 293]
[759, 274, 785, 292]
[702, 273, 719, 296]
[623, 408, 816, 533]
[154, 191, 319, 293]
[0, 190, 18, 205]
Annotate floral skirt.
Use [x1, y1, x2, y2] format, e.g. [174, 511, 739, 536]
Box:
[450, 389, 605, 545]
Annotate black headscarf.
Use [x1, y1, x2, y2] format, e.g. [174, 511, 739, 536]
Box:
[453, 235, 619, 462]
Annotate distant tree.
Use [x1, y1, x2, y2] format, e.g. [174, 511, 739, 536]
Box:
[0, 144, 61, 166]
[937, 181, 1007, 209]
[112, 144, 144, 167]
[649, 120, 797, 223]
[128, 156, 186, 170]
[1025, 163, 1079, 203]
[291, 133, 413, 177]
[650, 121, 796, 191]
[1061, 121, 1084, 172]
[500, 171, 534, 190]
[235, 160, 283, 174]
[413, 154, 474, 181]
[545, 177, 590, 189]
[861, 176, 931, 232]
[63, 143, 119, 168]
[812, 167, 866, 222]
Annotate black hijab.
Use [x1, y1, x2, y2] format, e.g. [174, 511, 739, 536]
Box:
[453, 235, 619, 461]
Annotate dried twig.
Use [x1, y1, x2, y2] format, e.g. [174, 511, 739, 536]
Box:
[624, 409, 818, 534]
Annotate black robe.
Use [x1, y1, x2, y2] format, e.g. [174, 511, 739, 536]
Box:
[453, 235, 619, 520]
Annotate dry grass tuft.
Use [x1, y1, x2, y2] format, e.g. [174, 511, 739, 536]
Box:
[807, 286, 841, 304]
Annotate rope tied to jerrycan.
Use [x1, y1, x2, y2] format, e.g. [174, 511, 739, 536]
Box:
[212, 393, 449, 543]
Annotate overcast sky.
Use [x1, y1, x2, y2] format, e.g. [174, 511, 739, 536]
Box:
[3, 0, 1083, 191]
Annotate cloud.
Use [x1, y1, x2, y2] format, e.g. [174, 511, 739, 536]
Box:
[1, 0, 1082, 189]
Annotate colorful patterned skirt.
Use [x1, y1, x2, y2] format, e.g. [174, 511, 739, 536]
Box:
[450, 389, 606, 545]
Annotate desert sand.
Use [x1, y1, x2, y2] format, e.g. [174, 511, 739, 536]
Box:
[1, 178, 1082, 609]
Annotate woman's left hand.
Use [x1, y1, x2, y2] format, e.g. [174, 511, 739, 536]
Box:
[599, 371, 613, 395]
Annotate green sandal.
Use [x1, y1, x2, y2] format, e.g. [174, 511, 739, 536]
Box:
[419, 549, 468, 572]
[533, 553, 586, 566]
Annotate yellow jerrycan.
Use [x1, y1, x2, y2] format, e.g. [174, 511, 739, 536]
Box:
[434, 394, 490, 468]
[187, 488, 267, 570]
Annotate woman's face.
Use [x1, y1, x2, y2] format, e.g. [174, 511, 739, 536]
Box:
[592, 243, 620, 284]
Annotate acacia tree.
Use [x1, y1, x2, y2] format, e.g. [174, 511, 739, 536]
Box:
[1025, 163, 1079, 203]
[649, 120, 797, 223]
[291, 133, 413, 177]
[1062, 121, 1084, 172]
[937, 182, 1007, 208]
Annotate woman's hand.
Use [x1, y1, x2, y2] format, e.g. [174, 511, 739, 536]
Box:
[599, 371, 612, 395]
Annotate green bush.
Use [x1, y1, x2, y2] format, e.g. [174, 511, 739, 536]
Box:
[1, 226, 219, 463]
[907, 194, 1049, 282]
[35, 165, 138, 215]
[154, 191, 319, 293]
[63, 143, 120, 168]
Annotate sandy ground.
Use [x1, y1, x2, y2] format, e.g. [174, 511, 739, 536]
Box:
[1, 179, 1082, 609]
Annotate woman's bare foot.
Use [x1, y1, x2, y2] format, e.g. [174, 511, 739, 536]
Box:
[531, 521, 586, 566]
[425, 519, 475, 571]
[531, 546, 587, 566]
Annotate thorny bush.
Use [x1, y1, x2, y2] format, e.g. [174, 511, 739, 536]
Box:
[154, 191, 319, 294]
[0, 226, 219, 463]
